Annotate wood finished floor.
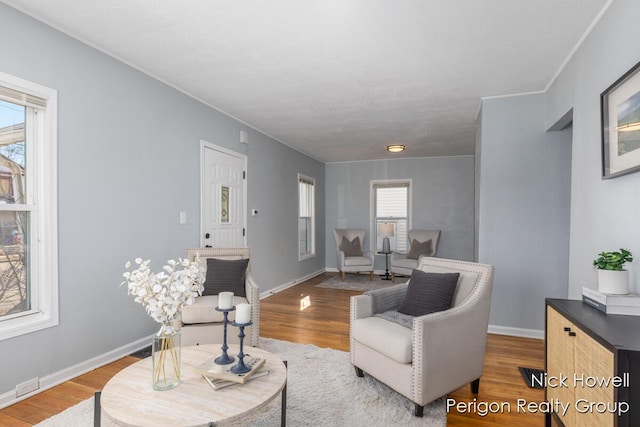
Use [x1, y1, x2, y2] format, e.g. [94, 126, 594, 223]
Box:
[0, 272, 545, 426]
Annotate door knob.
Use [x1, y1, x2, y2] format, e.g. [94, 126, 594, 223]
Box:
[205, 233, 210, 239]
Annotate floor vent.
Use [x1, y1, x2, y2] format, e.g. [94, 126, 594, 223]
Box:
[518, 366, 545, 389]
[130, 346, 152, 359]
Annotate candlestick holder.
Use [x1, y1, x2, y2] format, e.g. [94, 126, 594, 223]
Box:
[230, 320, 253, 374]
[214, 307, 236, 365]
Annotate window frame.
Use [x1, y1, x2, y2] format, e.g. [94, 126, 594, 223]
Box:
[298, 173, 315, 261]
[0, 71, 58, 341]
[370, 179, 412, 252]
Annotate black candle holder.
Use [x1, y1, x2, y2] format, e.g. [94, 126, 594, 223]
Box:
[214, 306, 236, 365]
[230, 320, 253, 374]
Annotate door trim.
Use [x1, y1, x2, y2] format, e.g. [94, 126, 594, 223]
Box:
[200, 140, 248, 247]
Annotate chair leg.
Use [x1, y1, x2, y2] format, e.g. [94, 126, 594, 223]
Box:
[471, 378, 480, 394]
[369, 271, 373, 281]
[354, 366, 364, 377]
[341, 271, 345, 282]
[391, 273, 395, 283]
[414, 403, 424, 417]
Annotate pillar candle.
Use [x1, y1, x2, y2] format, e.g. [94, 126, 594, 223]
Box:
[218, 292, 234, 310]
[235, 303, 251, 324]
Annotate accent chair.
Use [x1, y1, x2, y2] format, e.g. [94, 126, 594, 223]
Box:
[333, 228, 375, 282]
[180, 247, 259, 347]
[390, 229, 441, 282]
[350, 257, 494, 417]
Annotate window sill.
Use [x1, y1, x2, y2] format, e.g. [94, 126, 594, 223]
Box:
[299, 253, 316, 262]
[0, 310, 59, 342]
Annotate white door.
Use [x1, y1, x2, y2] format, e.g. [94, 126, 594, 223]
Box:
[201, 141, 246, 248]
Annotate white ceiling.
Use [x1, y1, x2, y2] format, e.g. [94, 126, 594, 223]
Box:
[3, 0, 610, 162]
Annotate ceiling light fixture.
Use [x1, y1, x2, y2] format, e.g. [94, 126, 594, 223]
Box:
[386, 144, 405, 153]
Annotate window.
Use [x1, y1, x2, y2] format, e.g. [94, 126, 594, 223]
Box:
[0, 72, 58, 341]
[298, 174, 315, 259]
[372, 181, 410, 252]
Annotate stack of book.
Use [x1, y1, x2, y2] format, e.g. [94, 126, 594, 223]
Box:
[193, 356, 268, 391]
[582, 287, 640, 315]
[201, 367, 270, 390]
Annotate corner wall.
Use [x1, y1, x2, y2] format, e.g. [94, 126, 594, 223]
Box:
[478, 93, 572, 333]
[546, 0, 640, 298]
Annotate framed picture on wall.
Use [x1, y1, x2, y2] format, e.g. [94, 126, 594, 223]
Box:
[601, 59, 640, 179]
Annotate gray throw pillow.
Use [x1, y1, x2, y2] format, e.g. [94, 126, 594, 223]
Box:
[340, 236, 363, 257]
[398, 269, 459, 316]
[202, 258, 249, 297]
[406, 238, 433, 260]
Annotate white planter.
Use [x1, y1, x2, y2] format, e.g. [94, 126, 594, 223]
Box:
[597, 269, 630, 295]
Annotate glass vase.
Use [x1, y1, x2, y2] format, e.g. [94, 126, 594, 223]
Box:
[152, 323, 181, 391]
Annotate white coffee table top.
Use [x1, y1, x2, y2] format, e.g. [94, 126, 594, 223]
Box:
[101, 344, 287, 426]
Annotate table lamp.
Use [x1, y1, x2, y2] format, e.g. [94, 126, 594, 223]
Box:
[378, 223, 394, 253]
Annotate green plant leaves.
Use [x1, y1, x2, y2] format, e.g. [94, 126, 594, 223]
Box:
[593, 248, 633, 270]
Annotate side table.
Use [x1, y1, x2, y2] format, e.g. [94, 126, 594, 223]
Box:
[377, 251, 392, 280]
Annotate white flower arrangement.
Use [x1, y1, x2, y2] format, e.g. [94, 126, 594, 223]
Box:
[121, 257, 205, 325]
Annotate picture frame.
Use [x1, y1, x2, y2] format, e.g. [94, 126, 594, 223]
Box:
[601, 59, 640, 179]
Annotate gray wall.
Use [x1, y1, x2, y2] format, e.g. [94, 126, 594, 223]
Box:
[0, 4, 324, 397]
[478, 93, 571, 332]
[247, 136, 326, 286]
[325, 157, 475, 271]
[546, 0, 640, 299]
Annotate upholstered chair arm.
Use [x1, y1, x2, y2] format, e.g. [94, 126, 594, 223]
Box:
[363, 250, 375, 263]
[350, 294, 373, 366]
[337, 250, 346, 269]
[245, 269, 259, 305]
[351, 294, 374, 321]
[362, 283, 409, 315]
[245, 267, 260, 346]
[411, 298, 491, 404]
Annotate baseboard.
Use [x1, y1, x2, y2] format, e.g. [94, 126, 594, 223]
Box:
[0, 334, 152, 410]
[260, 268, 326, 299]
[488, 324, 544, 340]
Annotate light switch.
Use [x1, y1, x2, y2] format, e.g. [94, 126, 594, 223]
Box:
[179, 211, 187, 224]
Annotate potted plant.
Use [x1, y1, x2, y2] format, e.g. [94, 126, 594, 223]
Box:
[593, 248, 633, 294]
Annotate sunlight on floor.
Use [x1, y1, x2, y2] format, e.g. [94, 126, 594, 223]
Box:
[299, 295, 311, 311]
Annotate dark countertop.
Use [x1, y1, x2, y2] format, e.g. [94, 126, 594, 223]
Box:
[546, 298, 640, 352]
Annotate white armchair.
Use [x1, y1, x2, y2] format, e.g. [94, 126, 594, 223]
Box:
[334, 228, 375, 282]
[179, 247, 259, 347]
[350, 257, 494, 416]
[390, 229, 441, 282]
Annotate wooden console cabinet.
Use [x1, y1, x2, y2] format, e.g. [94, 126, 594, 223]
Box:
[545, 299, 640, 426]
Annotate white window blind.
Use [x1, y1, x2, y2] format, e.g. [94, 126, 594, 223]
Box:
[373, 182, 410, 252]
[0, 85, 47, 109]
[298, 175, 315, 258]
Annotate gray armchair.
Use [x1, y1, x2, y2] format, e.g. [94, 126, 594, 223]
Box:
[334, 228, 375, 282]
[390, 229, 441, 282]
[179, 247, 259, 347]
[350, 257, 494, 416]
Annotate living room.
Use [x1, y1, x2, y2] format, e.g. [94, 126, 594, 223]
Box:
[1, 0, 640, 425]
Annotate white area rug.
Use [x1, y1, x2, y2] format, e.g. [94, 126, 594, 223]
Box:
[315, 273, 401, 291]
[35, 338, 445, 426]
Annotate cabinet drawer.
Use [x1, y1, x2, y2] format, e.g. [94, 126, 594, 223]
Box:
[546, 306, 615, 427]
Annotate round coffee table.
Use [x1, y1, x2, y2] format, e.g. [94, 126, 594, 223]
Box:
[99, 344, 287, 426]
